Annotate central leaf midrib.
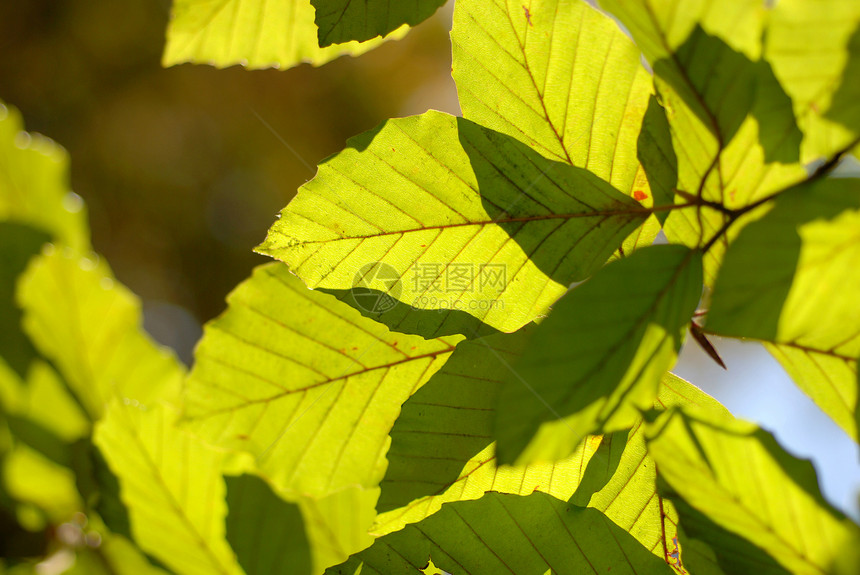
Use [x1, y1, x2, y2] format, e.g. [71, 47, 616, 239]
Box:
[281, 208, 648, 246]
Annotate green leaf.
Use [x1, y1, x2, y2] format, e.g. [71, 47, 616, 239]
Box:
[377, 328, 534, 517]
[311, 0, 446, 46]
[2, 444, 82, 524]
[494, 245, 702, 464]
[0, 101, 89, 252]
[451, 0, 651, 194]
[0, 223, 50, 378]
[163, 0, 409, 70]
[224, 474, 312, 575]
[708, 178, 860, 440]
[16, 249, 183, 420]
[184, 263, 459, 497]
[1, 360, 89, 444]
[601, 0, 805, 282]
[646, 408, 860, 575]
[765, 0, 860, 162]
[377, 331, 727, 561]
[65, 532, 170, 575]
[451, 0, 661, 254]
[258, 111, 649, 336]
[329, 492, 674, 574]
[299, 486, 378, 573]
[94, 401, 243, 575]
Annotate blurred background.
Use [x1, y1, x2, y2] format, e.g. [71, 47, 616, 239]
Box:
[1, 0, 857, 521]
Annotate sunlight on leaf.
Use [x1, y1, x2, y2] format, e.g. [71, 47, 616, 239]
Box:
[765, 0, 860, 162]
[494, 245, 702, 465]
[299, 486, 378, 573]
[601, 0, 805, 282]
[311, 0, 446, 46]
[95, 401, 243, 575]
[163, 0, 409, 70]
[2, 444, 81, 524]
[377, 349, 729, 563]
[708, 178, 860, 440]
[185, 263, 459, 497]
[329, 492, 674, 574]
[647, 408, 860, 574]
[452, 0, 661, 254]
[17, 249, 183, 420]
[0, 101, 89, 252]
[258, 111, 649, 335]
[452, 0, 651, 195]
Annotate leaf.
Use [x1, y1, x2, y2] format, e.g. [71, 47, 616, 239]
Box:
[2, 444, 82, 524]
[332, 492, 673, 574]
[451, 0, 661, 254]
[299, 486, 378, 573]
[0, 101, 89, 252]
[600, 0, 805, 282]
[64, 532, 170, 575]
[184, 263, 459, 497]
[494, 245, 702, 465]
[224, 474, 312, 575]
[16, 249, 184, 420]
[0, 224, 50, 379]
[646, 408, 860, 575]
[258, 111, 649, 336]
[450, 0, 648, 196]
[707, 178, 860, 440]
[377, 333, 727, 562]
[163, 0, 409, 70]
[94, 401, 243, 575]
[311, 0, 446, 46]
[377, 328, 534, 517]
[765, 0, 860, 162]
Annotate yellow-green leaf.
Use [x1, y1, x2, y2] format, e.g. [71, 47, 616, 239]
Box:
[647, 408, 860, 575]
[765, 0, 860, 162]
[495, 245, 702, 464]
[184, 263, 459, 497]
[163, 0, 408, 70]
[0, 101, 89, 252]
[94, 401, 242, 575]
[16, 249, 183, 420]
[708, 178, 860, 441]
[258, 111, 649, 336]
[329, 492, 674, 574]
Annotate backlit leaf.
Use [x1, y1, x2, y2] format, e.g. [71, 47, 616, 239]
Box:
[330, 492, 673, 574]
[708, 178, 860, 440]
[164, 0, 408, 70]
[601, 0, 805, 282]
[311, 0, 446, 46]
[494, 245, 702, 464]
[17, 249, 183, 420]
[377, 324, 727, 562]
[452, 0, 661, 254]
[184, 263, 459, 497]
[0, 101, 89, 252]
[258, 111, 649, 336]
[765, 0, 860, 162]
[299, 486, 378, 573]
[647, 408, 860, 574]
[94, 401, 243, 575]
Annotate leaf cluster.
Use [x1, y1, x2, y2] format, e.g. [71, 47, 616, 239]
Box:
[2, 0, 860, 574]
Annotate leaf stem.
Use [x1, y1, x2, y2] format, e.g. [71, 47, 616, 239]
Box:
[700, 136, 860, 255]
